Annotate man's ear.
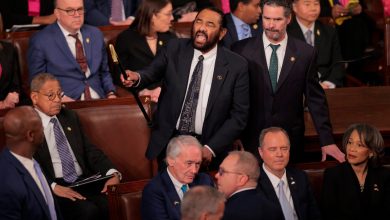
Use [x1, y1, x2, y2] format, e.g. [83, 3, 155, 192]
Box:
[30, 92, 38, 105]
[258, 147, 263, 159]
[219, 27, 227, 40]
[166, 157, 175, 167]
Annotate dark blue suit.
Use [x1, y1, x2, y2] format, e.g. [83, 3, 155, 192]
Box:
[0, 149, 60, 220]
[141, 169, 214, 220]
[84, 0, 139, 26]
[28, 23, 116, 100]
[257, 166, 321, 220]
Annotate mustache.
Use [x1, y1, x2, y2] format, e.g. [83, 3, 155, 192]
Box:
[265, 28, 279, 33]
[195, 30, 208, 39]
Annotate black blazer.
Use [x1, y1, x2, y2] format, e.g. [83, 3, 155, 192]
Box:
[223, 188, 283, 220]
[139, 38, 249, 162]
[287, 18, 345, 87]
[34, 108, 115, 184]
[321, 162, 390, 220]
[231, 34, 334, 161]
[222, 13, 263, 49]
[257, 166, 321, 220]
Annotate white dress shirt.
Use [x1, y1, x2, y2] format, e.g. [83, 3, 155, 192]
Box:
[167, 168, 188, 200]
[263, 32, 288, 81]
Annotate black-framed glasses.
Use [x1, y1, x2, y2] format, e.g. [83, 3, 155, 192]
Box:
[217, 168, 244, 176]
[37, 91, 64, 101]
[57, 7, 85, 16]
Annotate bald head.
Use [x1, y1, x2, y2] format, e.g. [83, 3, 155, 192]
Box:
[3, 106, 43, 157]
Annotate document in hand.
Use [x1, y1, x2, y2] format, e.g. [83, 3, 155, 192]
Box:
[69, 173, 115, 193]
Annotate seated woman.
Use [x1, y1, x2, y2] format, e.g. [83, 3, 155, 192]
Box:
[115, 0, 176, 102]
[321, 123, 390, 220]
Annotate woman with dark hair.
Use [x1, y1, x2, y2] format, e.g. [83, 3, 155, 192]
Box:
[115, 0, 176, 102]
[321, 123, 390, 220]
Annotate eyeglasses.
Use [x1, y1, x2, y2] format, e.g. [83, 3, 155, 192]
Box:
[57, 7, 85, 16]
[37, 91, 64, 101]
[217, 168, 244, 176]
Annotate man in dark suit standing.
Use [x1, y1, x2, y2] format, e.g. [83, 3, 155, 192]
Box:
[222, 0, 262, 48]
[141, 136, 214, 220]
[0, 106, 60, 220]
[288, 0, 345, 89]
[215, 151, 283, 220]
[30, 73, 120, 220]
[232, 0, 345, 162]
[122, 7, 249, 169]
[257, 127, 321, 220]
[28, 0, 117, 101]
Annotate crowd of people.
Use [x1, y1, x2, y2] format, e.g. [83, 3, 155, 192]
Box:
[0, 0, 389, 219]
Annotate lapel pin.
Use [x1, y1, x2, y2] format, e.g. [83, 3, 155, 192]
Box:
[253, 24, 258, 30]
[316, 29, 320, 36]
[217, 75, 223, 80]
[159, 40, 163, 46]
[374, 184, 379, 191]
[174, 201, 180, 205]
[86, 38, 90, 44]
[290, 57, 295, 62]
[67, 127, 72, 131]
[290, 177, 295, 185]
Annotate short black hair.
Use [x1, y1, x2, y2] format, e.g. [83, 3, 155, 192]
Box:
[261, 0, 292, 17]
[229, 0, 252, 12]
[195, 6, 227, 28]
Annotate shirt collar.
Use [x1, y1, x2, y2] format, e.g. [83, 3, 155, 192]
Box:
[262, 163, 287, 188]
[194, 44, 218, 61]
[295, 17, 315, 34]
[263, 32, 288, 50]
[10, 151, 34, 168]
[57, 21, 82, 38]
[34, 108, 58, 129]
[167, 167, 187, 189]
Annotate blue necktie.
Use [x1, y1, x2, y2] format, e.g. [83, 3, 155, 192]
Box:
[33, 160, 57, 220]
[51, 118, 78, 183]
[241, 24, 251, 40]
[269, 44, 280, 92]
[278, 180, 295, 220]
[181, 184, 188, 194]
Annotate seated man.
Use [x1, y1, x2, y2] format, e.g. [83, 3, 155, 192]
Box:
[215, 151, 282, 220]
[222, 0, 262, 48]
[141, 135, 214, 220]
[0, 106, 59, 220]
[28, 0, 117, 101]
[288, 0, 345, 88]
[30, 73, 120, 220]
[257, 127, 321, 220]
[181, 186, 225, 220]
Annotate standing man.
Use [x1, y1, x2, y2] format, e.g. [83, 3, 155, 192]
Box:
[288, 0, 345, 89]
[223, 0, 262, 48]
[0, 106, 59, 220]
[232, 0, 344, 162]
[30, 73, 120, 220]
[215, 151, 283, 220]
[257, 127, 321, 220]
[122, 7, 249, 169]
[141, 136, 214, 220]
[28, 0, 117, 101]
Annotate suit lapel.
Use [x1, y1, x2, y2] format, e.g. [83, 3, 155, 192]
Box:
[260, 167, 282, 208]
[53, 23, 81, 70]
[81, 27, 93, 72]
[161, 171, 181, 216]
[314, 22, 322, 48]
[226, 14, 239, 43]
[38, 139, 56, 180]
[276, 37, 297, 92]
[286, 169, 302, 219]
[258, 35, 274, 93]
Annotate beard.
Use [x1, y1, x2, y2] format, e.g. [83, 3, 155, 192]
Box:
[191, 29, 220, 53]
[265, 28, 285, 42]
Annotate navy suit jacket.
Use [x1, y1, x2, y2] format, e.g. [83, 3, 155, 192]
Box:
[141, 169, 214, 220]
[139, 38, 249, 163]
[28, 23, 116, 100]
[232, 34, 334, 161]
[222, 13, 262, 49]
[84, 0, 139, 26]
[287, 18, 345, 87]
[223, 189, 283, 220]
[0, 149, 60, 220]
[257, 166, 321, 220]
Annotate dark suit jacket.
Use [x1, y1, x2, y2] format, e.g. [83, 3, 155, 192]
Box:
[321, 162, 390, 220]
[84, 0, 139, 26]
[287, 18, 345, 87]
[223, 188, 283, 220]
[222, 13, 263, 49]
[34, 108, 115, 184]
[0, 149, 60, 220]
[257, 166, 321, 220]
[0, 0, 54, 29]
[28, 23, 116, 100]
[231, 34, 334, 161]
[139, 38, 249, 162]
[141, 169, 214, 220]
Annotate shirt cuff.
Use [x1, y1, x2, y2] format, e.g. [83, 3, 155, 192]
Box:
[204, 145, 216, 157]
[321, 80, 336, 89]
[106, 169, 122, 181]
[134, 72, 141, 88]
[51, 182, 57, 191]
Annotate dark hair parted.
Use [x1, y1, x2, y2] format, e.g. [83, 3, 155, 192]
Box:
[132, 0, 171, 36]
[342, 123, 385, 167]
[261, 0, 292, 17]
[229, 0, 252, 12]
[195, 7, 227, 29]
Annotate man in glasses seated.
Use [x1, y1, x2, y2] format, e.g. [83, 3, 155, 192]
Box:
[30, 73, 121, 220]
[28, 0, 117, 101]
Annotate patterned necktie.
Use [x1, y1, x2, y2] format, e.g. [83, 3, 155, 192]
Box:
[269, 44, 280, 92]
[305, 29, 313, 46]
[50, 118, 78, 183]
[241, 24, 250, 40]
[278, 180, 295, 220]
[111, 0, 124, 21]
[178, 55, 204, 134]
[33, 160, 57, 220]
[68, 33, 92, 100]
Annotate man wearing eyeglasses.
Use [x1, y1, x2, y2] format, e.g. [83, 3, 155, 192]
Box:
[215, 151, 281, 220]
[28, 0, 117, 101]
[257, 127, 321, 220]
[30, 73, 121, 220]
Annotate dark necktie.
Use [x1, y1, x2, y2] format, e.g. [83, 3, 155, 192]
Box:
[68, 33, 92, 100]
[50, 117, 78, 183]
[269, 44, 280, 92]
[111, 0, 124, 21]
[178, 55, 204, 134]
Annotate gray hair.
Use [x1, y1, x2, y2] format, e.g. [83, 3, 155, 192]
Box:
[181, 186, 225, 220]
[166, 135, 202, 159]
[30, 73, 59, 92]
[258, 127, 290, 148]
[228, 151, 260, 181]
